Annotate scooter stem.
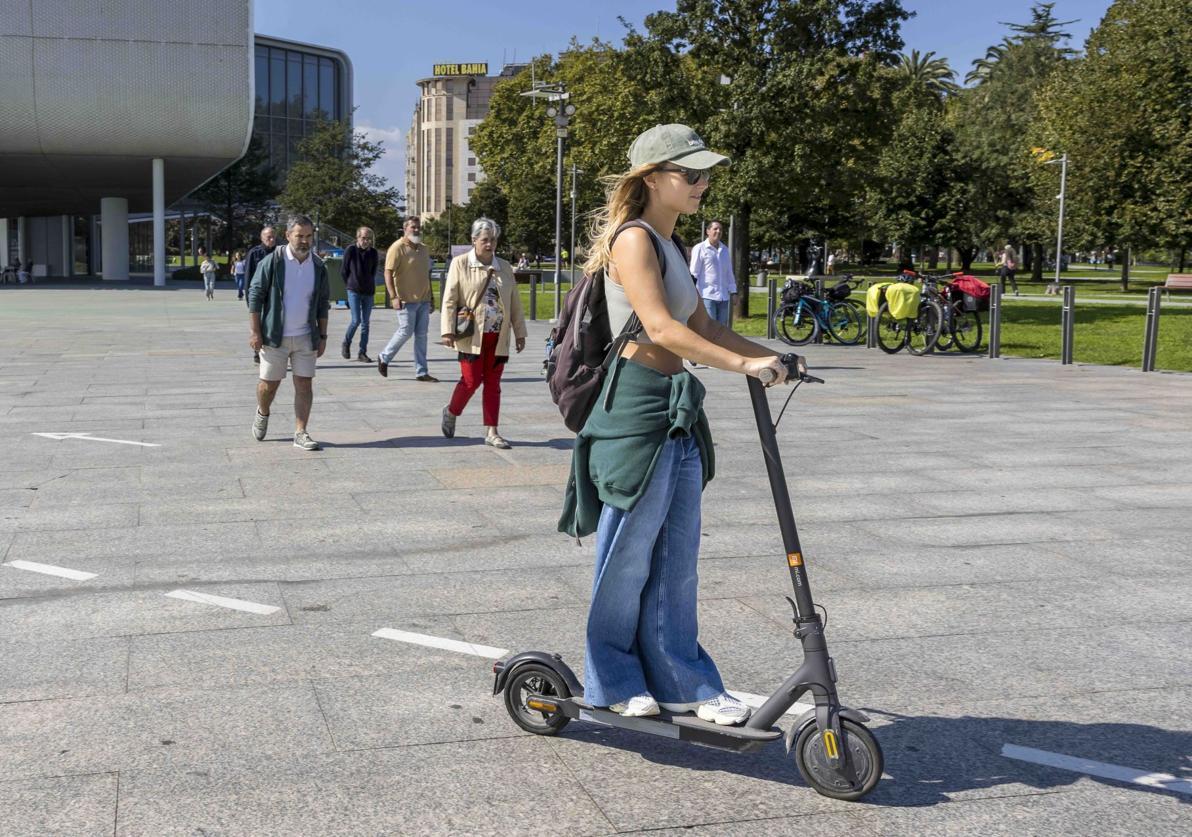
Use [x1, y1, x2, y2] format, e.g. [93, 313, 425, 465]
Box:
[747, 376, 817, 621]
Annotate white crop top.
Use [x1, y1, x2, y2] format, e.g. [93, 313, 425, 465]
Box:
[604, 222, 699, 344]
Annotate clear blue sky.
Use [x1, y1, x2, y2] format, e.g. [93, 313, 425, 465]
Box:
[254, 0, 1112, 191]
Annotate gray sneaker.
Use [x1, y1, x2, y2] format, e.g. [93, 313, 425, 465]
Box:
[440, 406, 456, 438]
[293, 430, 321, 451]
[252, 410, 268, 441]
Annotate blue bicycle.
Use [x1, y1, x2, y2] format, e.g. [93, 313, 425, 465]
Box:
[774, 277, 864, 346]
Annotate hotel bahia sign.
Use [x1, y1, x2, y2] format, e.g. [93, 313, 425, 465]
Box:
[433, 63, 489, 76]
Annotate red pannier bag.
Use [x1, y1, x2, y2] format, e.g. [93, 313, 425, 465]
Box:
[949, 274, 991, 312]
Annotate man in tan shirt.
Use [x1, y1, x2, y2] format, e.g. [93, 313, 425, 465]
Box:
[377, 216, 438, 381]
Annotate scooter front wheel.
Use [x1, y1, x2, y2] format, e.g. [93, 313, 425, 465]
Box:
[794, 718, 883, 801]
[503, 663, 572, 736]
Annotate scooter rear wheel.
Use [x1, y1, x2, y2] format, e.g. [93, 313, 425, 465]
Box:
[794, 718, 883, 801]
[503, 663, 572, 736]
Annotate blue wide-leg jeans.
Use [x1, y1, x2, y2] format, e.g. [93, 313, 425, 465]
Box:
[584, 434, 725, 707]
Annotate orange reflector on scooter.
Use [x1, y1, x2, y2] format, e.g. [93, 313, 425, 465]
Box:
[527, 699, 558, 712]
[822, 730, 839, 758]
[787, 552, 803, 567]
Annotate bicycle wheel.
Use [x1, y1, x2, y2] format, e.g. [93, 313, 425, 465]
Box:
[906, 299, 942, 355]
[825, 300, 864, 345]
[934, 301, 955, 351]
[778, 300, 819, 346]
[949, 303, 983, 353]
[875, 303, 905, 354]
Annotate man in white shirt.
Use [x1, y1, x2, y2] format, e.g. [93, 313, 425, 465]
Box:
[689, 220, 735, 327]
[247, 215, 331, 451]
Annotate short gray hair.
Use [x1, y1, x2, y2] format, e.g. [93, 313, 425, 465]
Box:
[470, 217, 501, 241]
[286, 214, 314, 232]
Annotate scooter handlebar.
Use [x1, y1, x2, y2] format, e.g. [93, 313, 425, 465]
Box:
[759, 353, 824, 386]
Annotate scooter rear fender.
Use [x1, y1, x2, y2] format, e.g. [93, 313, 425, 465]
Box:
[492, 651, 583, 698]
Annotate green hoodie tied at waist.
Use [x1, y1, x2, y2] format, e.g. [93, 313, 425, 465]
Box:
[558, 359, 716, 538]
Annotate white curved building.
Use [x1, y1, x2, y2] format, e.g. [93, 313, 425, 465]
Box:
[0, 2, 351, 283]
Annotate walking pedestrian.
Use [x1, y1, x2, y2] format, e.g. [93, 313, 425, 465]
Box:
[439, 217, 526, 449]
[341, 226, 378, 363]
[688, 220, 735, 327]
[233, 251, 247, 299]
[996, 244, 1020, 296]
[199, 247, 218, 300]
[559, 124, 791, 724]
[246, 214, 330, 452]
[377, 217, 439, 381]
[244, 226, 279, 364]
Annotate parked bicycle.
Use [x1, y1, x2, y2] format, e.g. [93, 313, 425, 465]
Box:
[902, 270, 983, 353]
[873, 277, 942, 355]
[774, 276, 864, 346]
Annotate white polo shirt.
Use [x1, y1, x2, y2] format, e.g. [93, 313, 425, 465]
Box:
[282, 244, 315, 338]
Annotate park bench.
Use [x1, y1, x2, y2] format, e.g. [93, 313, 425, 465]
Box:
[1164, 274, 1192, 299]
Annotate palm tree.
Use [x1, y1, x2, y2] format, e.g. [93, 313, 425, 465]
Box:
[898, 50, 960, 97]
[965, 41, 1011, 86]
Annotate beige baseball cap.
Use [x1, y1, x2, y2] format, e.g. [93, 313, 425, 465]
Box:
[628, 124, 730, 170]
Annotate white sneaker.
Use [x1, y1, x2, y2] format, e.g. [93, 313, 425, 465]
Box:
[608, 694, 659, 717]
[658, 699, 703, 713]
[696, 693, 751, 725]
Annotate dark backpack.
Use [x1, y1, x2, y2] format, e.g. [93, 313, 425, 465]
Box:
[546, 220, 682, 433]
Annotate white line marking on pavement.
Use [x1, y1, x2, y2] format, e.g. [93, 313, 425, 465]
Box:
[372, 628, 510, 659]
[3, 560, 98, 581]
[1002, 743, 1192, 796]
[165, 589, 281, 615]
[32, 432, 160, 447]
[373, 628, 814, 716]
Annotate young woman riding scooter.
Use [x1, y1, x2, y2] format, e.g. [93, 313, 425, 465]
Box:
[558, 124, 792, 724]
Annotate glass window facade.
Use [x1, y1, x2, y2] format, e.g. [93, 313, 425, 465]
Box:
[253, 43, 344, 181]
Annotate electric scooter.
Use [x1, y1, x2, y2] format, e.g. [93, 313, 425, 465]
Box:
[493, 354, 883, 801]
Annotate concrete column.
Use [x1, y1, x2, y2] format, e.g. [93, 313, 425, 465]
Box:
[152, 158, 165, 286]
[179, 212, 186, 268]
[100, 197, 129, 281]
[60, 215, 72, 277]
[89, 215, 100, 275]
[17, 216, 27, 267]
[0, 218, 9, 268]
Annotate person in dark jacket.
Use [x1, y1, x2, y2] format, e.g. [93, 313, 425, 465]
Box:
[340, 226, 378, 362]
[247, 214, 330, 452]
[244, 226, 278, 364]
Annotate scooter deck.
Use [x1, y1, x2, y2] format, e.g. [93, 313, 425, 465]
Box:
[560, 698, 783, 753]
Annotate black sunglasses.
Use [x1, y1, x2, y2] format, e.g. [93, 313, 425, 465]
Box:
[658, 164, 711, 185]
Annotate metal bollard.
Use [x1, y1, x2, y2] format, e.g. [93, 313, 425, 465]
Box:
[529, 275, 537, 321]
[767, 277, 777, 340]
[1061, 284, 1075, 365]
[813, 278, 825, 344]
[987, 284, 1002, 359]
[1142, 285, 1162, 372]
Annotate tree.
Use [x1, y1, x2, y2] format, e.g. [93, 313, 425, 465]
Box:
[188, 133, 277, 255]
[645, 0, 910, 315]
[949, 2, 1078, 275]
[898, 50, 959, 98]
[278, 115, 403, 243]
[1032, 0, 1192, 289]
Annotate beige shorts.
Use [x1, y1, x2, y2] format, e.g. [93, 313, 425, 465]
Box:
[260, 335, 318, 381]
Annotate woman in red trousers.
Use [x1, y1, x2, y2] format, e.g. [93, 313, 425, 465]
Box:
[439, 217, 527, 448]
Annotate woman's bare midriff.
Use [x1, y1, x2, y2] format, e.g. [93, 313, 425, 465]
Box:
[622, 342, 683, 376]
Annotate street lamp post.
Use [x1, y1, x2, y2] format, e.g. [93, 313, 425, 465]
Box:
[569, 164, 583, 283]
[1045, 153, 1068, 295]
[521, 82, 575, 321]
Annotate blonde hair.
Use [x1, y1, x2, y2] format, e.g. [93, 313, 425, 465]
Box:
[583, 163, 663, 277]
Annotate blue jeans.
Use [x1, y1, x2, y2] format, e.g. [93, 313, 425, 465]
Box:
[235, 273, 246, 296]
[584, 435, 724, 707]
[379, 300, 429, 376]
[344, 290, 374, 353]
[702, 297, 731, 327]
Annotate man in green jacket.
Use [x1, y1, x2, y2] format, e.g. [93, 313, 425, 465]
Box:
[247, 214, 330, 451]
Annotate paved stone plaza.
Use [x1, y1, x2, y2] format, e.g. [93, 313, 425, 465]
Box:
[1, 283, 1189, 836]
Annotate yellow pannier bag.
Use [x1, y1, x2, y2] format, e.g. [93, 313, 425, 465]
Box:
[866, 282, 893, 318]
[885, 282, 921, 319]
